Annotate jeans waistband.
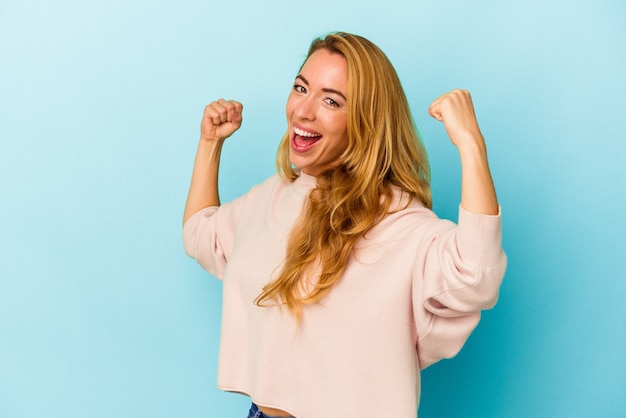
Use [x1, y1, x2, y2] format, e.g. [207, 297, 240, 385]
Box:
[247, 402, 295, 418]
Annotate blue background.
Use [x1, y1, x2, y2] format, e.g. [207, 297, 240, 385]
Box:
[1, 0, 625, 417]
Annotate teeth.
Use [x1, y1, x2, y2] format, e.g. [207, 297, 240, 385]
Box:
[294, 127, 321, 138]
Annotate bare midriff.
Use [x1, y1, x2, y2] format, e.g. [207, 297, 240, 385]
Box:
[258, 405, 292, 417]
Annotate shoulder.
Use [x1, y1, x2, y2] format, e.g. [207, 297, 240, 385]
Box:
[224, 173, 308, 217]
[235, 174, 285, 201]
[252, 173, 284, 191]
[362, 190, 447, 242]
[388, 188, 439, 222]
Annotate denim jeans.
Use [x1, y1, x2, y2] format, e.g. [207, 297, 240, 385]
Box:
[247, 402, 295, 418]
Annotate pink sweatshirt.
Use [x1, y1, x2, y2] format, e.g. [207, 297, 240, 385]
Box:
[183, 172, 506, 418]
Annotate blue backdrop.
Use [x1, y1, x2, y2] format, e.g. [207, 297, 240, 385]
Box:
[1, 1, 624, 417]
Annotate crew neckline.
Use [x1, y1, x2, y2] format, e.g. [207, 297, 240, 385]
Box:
[293, 170, 317, 191]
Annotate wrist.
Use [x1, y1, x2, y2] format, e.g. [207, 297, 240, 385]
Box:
[197, 137, 224, 158]
[457, 139, 488, 165]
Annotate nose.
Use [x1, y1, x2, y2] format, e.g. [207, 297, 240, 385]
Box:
[294, 95, 316, 121]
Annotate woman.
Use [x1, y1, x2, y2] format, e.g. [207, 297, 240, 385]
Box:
[183, 32, 506, 418]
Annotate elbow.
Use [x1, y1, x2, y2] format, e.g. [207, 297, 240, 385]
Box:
[462, 256, 507, 311]
[463, 244, 507, 310]
[426, 254, 507, 314]
[417, 312, 481, 369]
[182, 218, 199, 259]
[478, 253, 507, 309]
[183, 234, 196, 259]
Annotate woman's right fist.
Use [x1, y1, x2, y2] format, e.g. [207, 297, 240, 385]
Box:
[201, 99, 243, 142]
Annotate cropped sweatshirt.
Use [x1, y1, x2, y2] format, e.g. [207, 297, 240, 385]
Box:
[183, 172, 506, 418]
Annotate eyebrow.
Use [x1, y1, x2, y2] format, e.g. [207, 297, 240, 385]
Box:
[296, 75, 347, 102]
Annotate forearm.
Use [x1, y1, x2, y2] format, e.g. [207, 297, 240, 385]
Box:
[183, 139, 224, 224]
[457, 137, 499, 215]
[427, 90, 499, 215]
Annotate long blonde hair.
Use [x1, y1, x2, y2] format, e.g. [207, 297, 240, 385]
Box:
[256, 32, 431, 320]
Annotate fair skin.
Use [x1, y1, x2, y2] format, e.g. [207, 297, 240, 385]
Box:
[182, 98, 242, 224]
[429, 89, 499, 215]
[286, 49, 349, 176]
[183, 54, 497, 417]
[183, 88, 497, 224]
[183, 49, 350, 225]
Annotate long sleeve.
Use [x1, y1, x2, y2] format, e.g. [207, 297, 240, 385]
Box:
[182, 174, 304, 280]
[183, 196, 244, 280]
[414, 205, 506, 368]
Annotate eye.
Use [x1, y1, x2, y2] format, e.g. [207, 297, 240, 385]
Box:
[325, 98, 340, 108]
[293, 84, 307, 94]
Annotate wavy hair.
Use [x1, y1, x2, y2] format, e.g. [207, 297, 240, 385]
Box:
[256, 32, 431, 321]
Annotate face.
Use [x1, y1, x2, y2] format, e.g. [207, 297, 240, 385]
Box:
[286, 49, 349, 177]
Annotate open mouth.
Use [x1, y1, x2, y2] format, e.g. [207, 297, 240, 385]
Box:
[291, 126, 322, 152]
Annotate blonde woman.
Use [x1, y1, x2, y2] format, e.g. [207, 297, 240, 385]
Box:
[183, 32, 506, 418]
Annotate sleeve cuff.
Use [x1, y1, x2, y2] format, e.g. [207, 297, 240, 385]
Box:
[456, 204, 504, 267]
